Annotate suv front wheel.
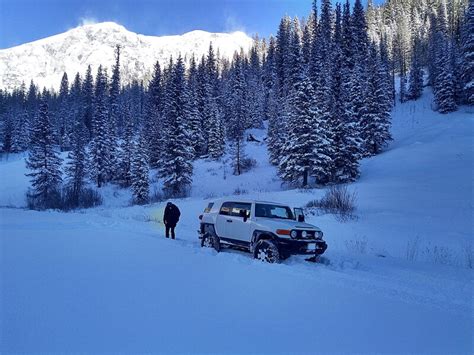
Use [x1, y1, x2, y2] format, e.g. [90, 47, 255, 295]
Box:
[254, 240, 280, 263]
[201, 233, 220, 252]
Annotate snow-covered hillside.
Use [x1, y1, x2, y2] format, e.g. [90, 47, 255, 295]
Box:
[0, 22, 253, 91]
[1, 89, 473, 353]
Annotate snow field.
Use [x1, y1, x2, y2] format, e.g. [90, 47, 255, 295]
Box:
[1, 88, 473, 352]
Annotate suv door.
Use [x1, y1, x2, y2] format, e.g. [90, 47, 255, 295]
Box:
[215, 202, 233, 237]
[226, 202, 252, 243]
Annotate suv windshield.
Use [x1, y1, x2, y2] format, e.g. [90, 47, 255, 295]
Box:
[255, 203, 294, 220]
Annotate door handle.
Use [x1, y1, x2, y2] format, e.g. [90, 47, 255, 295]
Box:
[226, 219, 233, 223]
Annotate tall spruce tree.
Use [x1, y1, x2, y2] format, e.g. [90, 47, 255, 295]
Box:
[159, 57, 194, 196]
[361, 43, 393, 156]
[408, 35, 424, 100]
[246, 42, 264, 129]
[26, 101, 63, 207]
[82, 65, 94, 139]
[107, 46, 121, 179]
[279, 69, 332, 187]
[227, 54, 248, 175]
[58, 72, 72, 151]
[434, 41, 458, 113]
[206, 96, 225, 159]
[65, 120, 88, 200]
[118, 105, 134, 187]
[145, 61, 163, 168]
[11, 109, 29, 152]
[460, 0, 474, 105]
[131, 131, 149, 205]
[90, 65, 110, 187]
[187, 55, 205, 157]
[276, 16, 293, 97]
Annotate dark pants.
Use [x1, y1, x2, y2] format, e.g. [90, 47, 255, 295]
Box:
[165, 224, 176, 239]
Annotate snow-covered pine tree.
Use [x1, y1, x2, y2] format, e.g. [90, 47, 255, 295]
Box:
[187, 55, 205, 157]
[361, 43, 393, 156]
[262, 36, 284, 166]
[276, 16, 293, 98]
[11, 109, 29, 152]
[227, 53, 248, 175]
[334, 66, 362, 182]
[399, 58, 408, 103]
[351, 0, 369, 63]
[341, 0, 354, 69]
[159, 56, 194, 197]
[288, 17, 304, 91]
[302, 12, 314, 68]
[201, 43, 223, 155]
[128, 80, 145, 128]
[65, 120, 88, 200]
[109, 45, 122, 135]
[131, 131, 149, 205]
[106, 46, 121, 181]
[82, 65, 94, 138]
[90, 65, 110, 188]
[460, 0, 474, 105]
[117, 105, 134, 187]
[200, 47, 225, 160]
[279, 67, 332, 187]
[59, 72, 74, 151]
[206, 96, 225, 159]
[408, 35, 424, 100]
[26, 101, 63, 208]
[330, 3, 361, 183]
[1, 111, 13, 153]
[434, 40, 458, 113]
[279, 22, 332, 188]
[145, 61, 163, 168]
[25, 80, 37, 117]
[246, 41, 264, 129]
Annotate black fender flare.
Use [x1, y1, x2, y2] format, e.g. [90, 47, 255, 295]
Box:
[200, 223, 218, 237]
[250, 230, 278, 254]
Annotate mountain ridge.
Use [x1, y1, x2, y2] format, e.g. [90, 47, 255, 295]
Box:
[0, 22, 253, 91]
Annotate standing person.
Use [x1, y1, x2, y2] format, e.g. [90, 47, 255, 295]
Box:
[163, 202, 181, 239]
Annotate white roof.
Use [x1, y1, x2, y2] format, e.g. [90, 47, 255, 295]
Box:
[209, 198, 289, 207]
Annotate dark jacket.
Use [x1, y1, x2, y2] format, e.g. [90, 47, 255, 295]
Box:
[164, 203, 181, 227]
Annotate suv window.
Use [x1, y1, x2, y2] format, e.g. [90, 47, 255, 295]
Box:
[230, 202, 251, 217]
[255, 203, 294, 220]
[204, 202, 214, 213]
[219, 202, 251, 217]
[219, 202, 233, 216]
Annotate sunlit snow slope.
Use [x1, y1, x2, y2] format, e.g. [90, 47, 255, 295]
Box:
[0, 22, 253, 91]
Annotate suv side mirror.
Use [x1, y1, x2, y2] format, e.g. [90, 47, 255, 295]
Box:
[239, 209, 249, 222]
[294, 208, 305, 222]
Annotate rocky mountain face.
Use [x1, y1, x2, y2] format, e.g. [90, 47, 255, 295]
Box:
[0, 22, 253, 91]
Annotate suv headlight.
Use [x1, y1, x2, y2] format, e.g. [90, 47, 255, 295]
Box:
[316, 231, 323, 239]
[290, 230, 297, 239]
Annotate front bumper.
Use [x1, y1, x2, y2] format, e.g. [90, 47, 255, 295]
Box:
[276, 237, 328, 256]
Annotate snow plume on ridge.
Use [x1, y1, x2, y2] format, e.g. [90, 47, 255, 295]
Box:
[78, 16, 98, 26]
[224, 14, 246, 34]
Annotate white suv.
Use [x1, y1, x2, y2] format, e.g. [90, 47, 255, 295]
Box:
[198, 199, 328, 263]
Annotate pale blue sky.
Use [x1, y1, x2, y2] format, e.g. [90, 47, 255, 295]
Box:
[0, 0, 385, 49]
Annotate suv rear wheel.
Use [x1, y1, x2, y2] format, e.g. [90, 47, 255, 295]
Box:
[255, 240, 280, 263]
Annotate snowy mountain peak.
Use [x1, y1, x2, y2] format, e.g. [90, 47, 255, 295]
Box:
[0, 22, 254, 91]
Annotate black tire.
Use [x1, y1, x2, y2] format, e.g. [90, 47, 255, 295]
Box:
[201, 233, 220, 252]
[254, 240, 280, 263]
